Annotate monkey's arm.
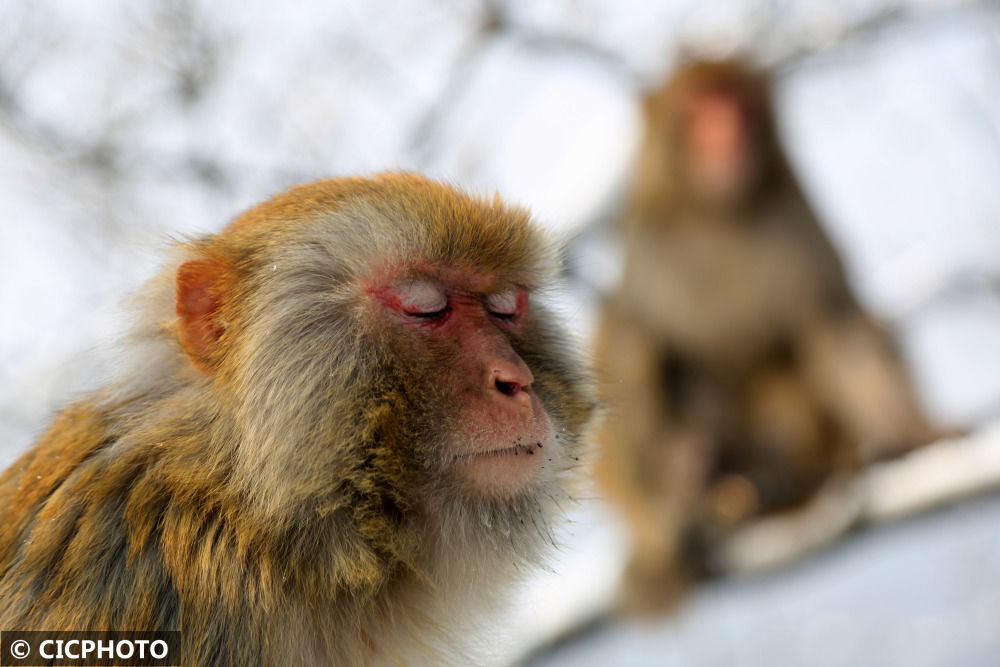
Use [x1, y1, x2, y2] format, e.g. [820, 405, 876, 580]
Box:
[801, 311, 940, 464]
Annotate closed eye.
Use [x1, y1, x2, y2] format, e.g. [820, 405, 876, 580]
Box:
[396, 280, 448, 320]
[408, 307, 451, 320]
[485, 288, 520, 320]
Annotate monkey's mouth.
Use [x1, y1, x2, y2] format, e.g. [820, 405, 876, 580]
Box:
[452, 441, 546, 493]
[454, 442, 542, 460]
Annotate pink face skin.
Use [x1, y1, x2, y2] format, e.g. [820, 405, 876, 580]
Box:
[683, 90, 754, 196]
[368, 267, 553, 496]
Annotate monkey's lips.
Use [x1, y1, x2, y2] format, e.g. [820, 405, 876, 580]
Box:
[452, 440, 547, 494]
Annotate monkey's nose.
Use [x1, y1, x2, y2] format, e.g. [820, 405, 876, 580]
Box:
[490, 360, 534, 405]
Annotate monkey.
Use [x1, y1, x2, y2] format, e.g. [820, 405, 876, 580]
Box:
[0, 173, 595, 665]
[594, 60, 940, 612]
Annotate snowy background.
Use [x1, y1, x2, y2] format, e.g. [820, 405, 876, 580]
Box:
[2, 1, 1000, 665]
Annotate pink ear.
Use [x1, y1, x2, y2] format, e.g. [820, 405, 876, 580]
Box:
[176, 259, 230, 373]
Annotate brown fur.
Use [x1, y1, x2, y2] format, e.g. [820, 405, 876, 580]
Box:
[0, 173, 595, 665]
[595, 61, 938, 611]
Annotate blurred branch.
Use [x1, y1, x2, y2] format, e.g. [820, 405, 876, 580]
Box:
[407, 0, 504, 161]
[0, 1, 322, 197]
[891, 271, 1000, 322]
[0, 72, 119, 177]
[770, 0, 994, 70]
[408, 0, 634, 162]
[0, 75, 246, 191]
[149, 0, 225, 106]
[765, 4, 908, 69]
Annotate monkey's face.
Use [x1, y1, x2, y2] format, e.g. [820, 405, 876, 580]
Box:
[170, 174, 593, 544]
[680, 89, 759, 202]
[368, 267, 555, 498]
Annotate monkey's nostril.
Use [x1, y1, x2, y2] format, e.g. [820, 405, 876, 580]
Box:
[495, 379, 521, 396]
[489, 356, 533, 398]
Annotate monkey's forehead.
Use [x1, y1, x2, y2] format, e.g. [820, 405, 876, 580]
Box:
[361, 263, 523, 296]
[223, 172, 562, 286]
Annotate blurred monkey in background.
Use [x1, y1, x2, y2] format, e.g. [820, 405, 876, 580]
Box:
[595, 60, 939, 611]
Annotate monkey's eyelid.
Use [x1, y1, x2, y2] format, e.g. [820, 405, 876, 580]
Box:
[397, 280, 447, 314]
[484, 289, 519, 315]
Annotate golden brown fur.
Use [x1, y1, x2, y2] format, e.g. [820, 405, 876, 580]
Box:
[0, 173, 595, 665]
[595, 61, 937, 611]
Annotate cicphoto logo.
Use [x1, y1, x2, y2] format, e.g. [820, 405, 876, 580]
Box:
[1, 631, 179, 666]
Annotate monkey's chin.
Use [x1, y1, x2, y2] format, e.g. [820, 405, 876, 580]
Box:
[452, 439, 547, 496]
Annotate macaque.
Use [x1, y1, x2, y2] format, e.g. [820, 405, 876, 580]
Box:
[595, 60, 938, 611]
[0, 173, 595, 665]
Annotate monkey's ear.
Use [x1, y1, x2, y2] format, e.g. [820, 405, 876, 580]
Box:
[176, 259, 232, 374]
